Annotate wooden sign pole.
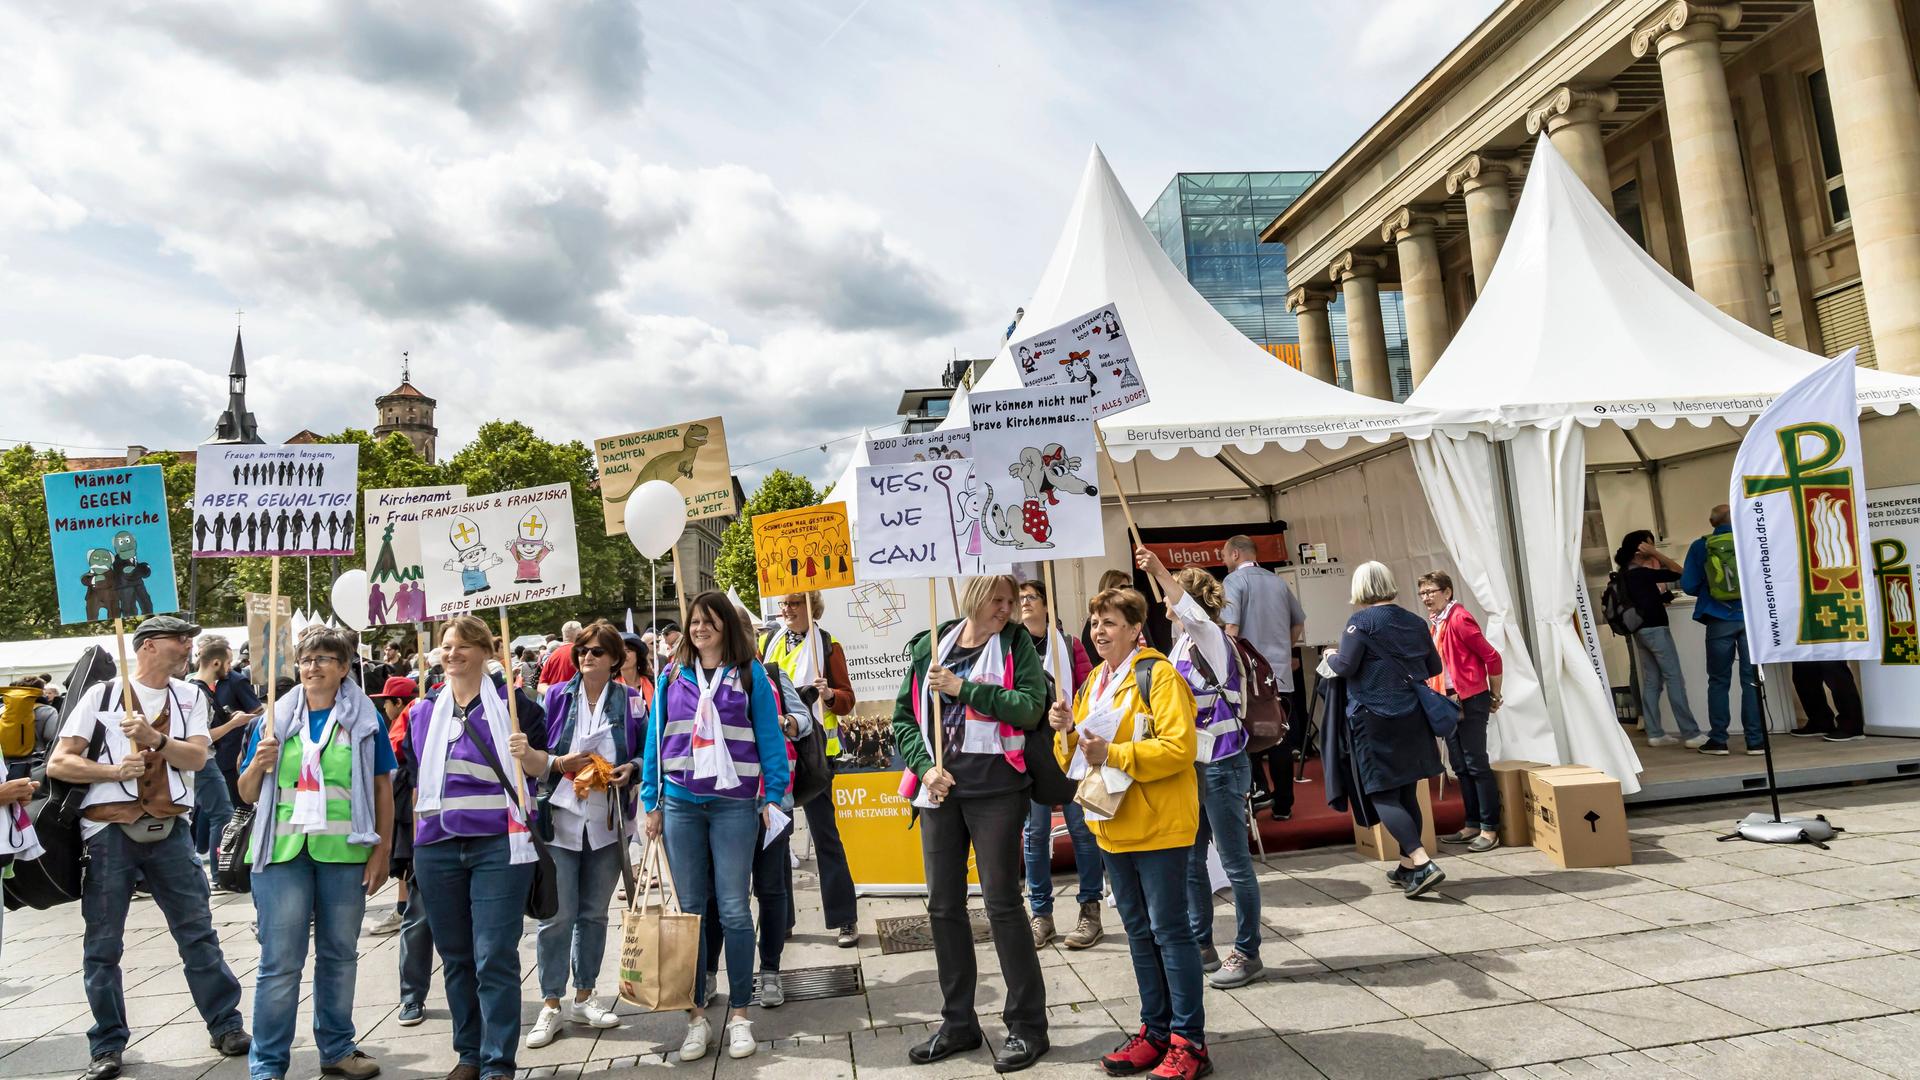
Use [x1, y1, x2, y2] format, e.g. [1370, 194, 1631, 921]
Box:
[928, 577, 944, 771]
[497, 607, 530, 815]
[668, 547, 690, 629]
[266, 556, 283, 700]
[112, 617, 138, 718]
[1094, 426, 1161, 601]
[1042, 561, 1068, 707]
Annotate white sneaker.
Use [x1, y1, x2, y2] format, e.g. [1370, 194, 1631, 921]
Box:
[1646, 736, 1679, 747]
[1683, 735, 1711, 749]
[678, 1017, 712, 1062]
[565, 996, 620, 1029]
[368, 909, 404, 936]
[726, 1017, 756, 1059]
[526, 1005, 563, 1049]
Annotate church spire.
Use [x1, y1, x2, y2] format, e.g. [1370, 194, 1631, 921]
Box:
[210, 321, 262, 444]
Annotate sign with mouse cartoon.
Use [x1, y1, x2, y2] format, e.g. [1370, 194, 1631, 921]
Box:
[191, 443, 360, 557]
[44, 464, 180, 624]
[1008, 301, 1148, 418]
[966, 386, 1104, 562]
[753, 502, 855, 597]
[593, 416, 737, 534]
[413, 483, 580, 617]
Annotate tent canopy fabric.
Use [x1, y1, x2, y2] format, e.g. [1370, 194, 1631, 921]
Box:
[941, 146, 1438, 497]
[1407, 134, 1920, 467]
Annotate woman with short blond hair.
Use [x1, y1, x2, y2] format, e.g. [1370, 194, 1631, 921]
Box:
[890, 574, 1051, 1073]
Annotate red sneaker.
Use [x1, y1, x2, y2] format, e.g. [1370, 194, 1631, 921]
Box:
[1148, 1035, 1212, 1080]
[1101, 1026, 1168, 1076]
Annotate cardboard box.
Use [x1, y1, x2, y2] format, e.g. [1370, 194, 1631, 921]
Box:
[1490, 760, 1552, 847]
[1528, 766, 1632, 868]
[1354, 777, 1437, 861]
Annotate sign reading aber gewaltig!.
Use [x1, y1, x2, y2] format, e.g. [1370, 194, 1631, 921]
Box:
[191, 443, 359, 557]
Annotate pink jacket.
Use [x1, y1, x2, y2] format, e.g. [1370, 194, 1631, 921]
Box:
[1429, 604, 1502, 700]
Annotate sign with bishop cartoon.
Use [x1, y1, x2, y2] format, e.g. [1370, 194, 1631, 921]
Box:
[414, 483, 580, 618]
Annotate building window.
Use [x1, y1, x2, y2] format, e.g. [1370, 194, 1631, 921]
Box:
[924, 398, 949, 418]
[1612, 179, 1647, 251]
[1807, 69, 1850, 228]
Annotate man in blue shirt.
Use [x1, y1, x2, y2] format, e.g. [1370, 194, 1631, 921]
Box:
[1678, 505, 1763, 755]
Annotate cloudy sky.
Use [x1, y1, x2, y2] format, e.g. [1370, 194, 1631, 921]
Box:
[1, 0, 1499, 487]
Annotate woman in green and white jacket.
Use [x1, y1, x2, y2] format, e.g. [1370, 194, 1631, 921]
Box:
[238, 625, 396, 1080]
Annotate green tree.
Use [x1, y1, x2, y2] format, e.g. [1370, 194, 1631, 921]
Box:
[0, 444, 70, 639]
[713, 468, 820, 610]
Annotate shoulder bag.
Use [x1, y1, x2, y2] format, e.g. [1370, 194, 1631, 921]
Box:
[457, 707, 559, 921]
[1374, 633, 1461, 740]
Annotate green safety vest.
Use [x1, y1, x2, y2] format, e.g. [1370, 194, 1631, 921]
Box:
[765, 631, 842, 757]
[250, 724, 367, 865]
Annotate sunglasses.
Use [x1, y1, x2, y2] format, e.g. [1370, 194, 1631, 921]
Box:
[578, 646, 613, 658]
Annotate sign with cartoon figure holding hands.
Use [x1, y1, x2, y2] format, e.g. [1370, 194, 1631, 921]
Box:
[414, 483, 580, 617]
[754, 502, 854, 597]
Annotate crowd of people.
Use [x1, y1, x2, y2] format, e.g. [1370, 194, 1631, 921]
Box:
[0, 536, 1536, 1080]
[1611, 503, 1864, 750]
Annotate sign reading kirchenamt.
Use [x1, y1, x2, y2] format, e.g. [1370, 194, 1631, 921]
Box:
[192, 443, 359, 557]
[1730, 351, 1879, 662]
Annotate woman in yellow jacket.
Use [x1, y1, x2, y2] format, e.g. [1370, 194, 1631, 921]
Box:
[1049, 586, 1210, 1080]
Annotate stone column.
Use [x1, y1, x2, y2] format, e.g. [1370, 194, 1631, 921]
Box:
[1382, 208, 1451, 386]
[1815, 0, 1920, 374]
[1632, 3, 1772, 330]
[1331, 252, 1393, 400]
[1526, 85, 1620, 211]
[1286, 285, 1337, 385]
[1445, 152, 1521, 289]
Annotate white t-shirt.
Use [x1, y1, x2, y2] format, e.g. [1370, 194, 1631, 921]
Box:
[57, 678, 211, 839]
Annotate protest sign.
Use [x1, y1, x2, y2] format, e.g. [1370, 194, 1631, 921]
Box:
[191, 444, 359, 557]
[594, 417, 736, 534]
[364, 485, 467, 626]
[865, 428, 972, 466]
[754, 502, 854, 597]
[1864, 483, 1920, 735]
[43, 464, 179, 624]
[854, 460, 996, 579]
[967, 386, 1103, 561]
[1009, 302, 1148, 418]
[415, 484, 581, 617]
[246, 591, 293, 697]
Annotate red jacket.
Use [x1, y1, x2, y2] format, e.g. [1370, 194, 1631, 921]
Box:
[1429, 603, 1502, 699]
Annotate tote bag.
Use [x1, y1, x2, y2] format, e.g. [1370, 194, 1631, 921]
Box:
[617, 841, 700, 1011]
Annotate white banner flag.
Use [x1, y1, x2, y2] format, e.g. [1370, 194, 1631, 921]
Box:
[1730, 351, 1878, 663]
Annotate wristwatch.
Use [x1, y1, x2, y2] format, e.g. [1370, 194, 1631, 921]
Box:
[154, 733, 170, 752]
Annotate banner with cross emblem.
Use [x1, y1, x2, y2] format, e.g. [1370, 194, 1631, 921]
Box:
[1862, 483, 1920, 735]
[1730, 351, 1879, 663]
[412, 482, 580, 618]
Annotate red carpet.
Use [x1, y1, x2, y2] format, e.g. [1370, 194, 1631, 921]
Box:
[1047, 761, 1468, 864]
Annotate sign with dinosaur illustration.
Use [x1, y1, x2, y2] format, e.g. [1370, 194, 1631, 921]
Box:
[191, 443, 360, 557]
[966, 386, 1104, 562]
[414, 483, 581, 617]
[593, 416, 736, 533]
[44, 464, 180, 625]
[1008, 301, 1149, 418]
[753, 502, 855, 596]
[363, 484, 467, 625]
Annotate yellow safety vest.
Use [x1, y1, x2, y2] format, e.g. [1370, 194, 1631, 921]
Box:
[765, 630, 842, 757]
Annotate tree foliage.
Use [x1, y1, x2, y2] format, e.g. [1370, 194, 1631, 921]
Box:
[713, 469, 820, 610]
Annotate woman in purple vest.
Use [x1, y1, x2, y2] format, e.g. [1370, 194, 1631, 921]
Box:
[404, 615, 544, 1080]
[641, 592, 790, 1063]
[1138, 548, 1265, 991]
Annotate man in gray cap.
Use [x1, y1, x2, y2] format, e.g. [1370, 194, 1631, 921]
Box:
[49, 614, 250, 1080]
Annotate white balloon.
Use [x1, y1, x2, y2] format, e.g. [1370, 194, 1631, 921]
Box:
[330, 569, 372, 632]
[624, 480, 689, 559]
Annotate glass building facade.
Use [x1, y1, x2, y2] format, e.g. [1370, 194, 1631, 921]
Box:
[1142, 171, 1414, 400]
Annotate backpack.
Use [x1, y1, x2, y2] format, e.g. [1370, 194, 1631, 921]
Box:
[3, 683, 112, 910]
[1600, 572, 1644, 636]
[0, 687, 37, 758]
[1704, 532, 1741, 601]
[1188, 638, 1288, 754]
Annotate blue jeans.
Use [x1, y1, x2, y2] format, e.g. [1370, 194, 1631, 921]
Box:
[705, 816, 794, 976]
[662, 796, 760, 1009]
[1105, 845, 1206, 1044]
[398, 877, 434, 1008]
[1632, 626, 1700, 738]
[1024, 800, 1102, 915]
[413, 835, 532, 1075]
[536, 842, 623, 1000]
[1186, 753, 1260, 960]
[192, 767, 234, 861]
[249, 853, 367, 1080]
[81, 823, 245, 1057]
[1704, 619, 1764, 749]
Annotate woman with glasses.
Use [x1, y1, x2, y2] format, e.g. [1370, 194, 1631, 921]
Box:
[521, 621, 642, 1048]
[239, 624, 396, 1080]
[1416, 572, 1504, 853]
[1014, 578, 1101, 952]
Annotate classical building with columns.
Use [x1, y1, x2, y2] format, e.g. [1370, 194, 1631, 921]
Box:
[1266, 0, 1920, 395]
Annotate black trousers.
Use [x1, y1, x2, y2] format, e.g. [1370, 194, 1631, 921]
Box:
[1257, 698, 1307, 815]
[920, 788, 1047, 1039]
[1368, 782, 1427, 858]
[1444, 692, 1499, 832]
[801, 787, 859, 929]
[1791, 661, 1864, 737]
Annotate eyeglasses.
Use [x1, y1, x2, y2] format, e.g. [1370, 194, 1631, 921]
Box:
[296, 656, 340, 668]
[778, 600, 805, 609]
[1019, 594, 1040, 603]
[578, 646, 612, 658]
[1416, 589, 1444, 598]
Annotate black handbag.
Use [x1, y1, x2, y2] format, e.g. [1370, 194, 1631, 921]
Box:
[789, 721, 833, 807]
[1381, 646, 1461, 740]
[215, 804, 256, 894]
[457, 709, 559, 921]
